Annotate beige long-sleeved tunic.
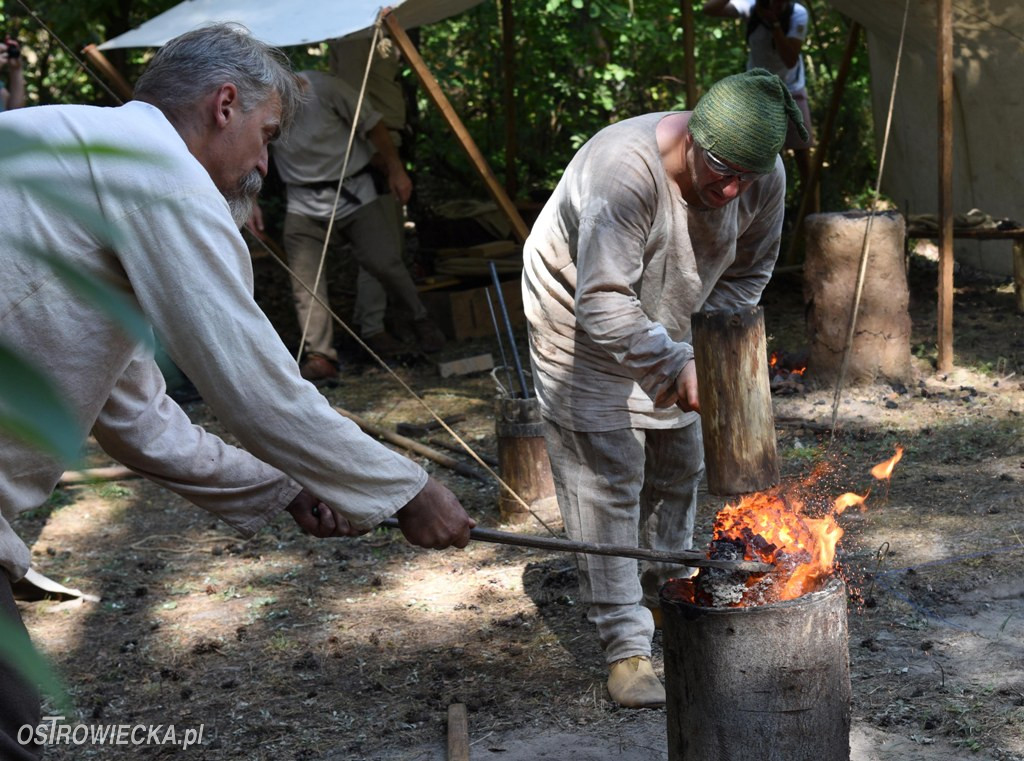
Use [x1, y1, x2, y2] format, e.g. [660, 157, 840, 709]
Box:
[0, 101, 426, 581]
[522, 112, 786, 432]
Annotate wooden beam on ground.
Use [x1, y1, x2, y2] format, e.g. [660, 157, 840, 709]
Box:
[447, 703, 470, 761]
[936, 0, 954, 372]
[334, 407, 489, 482]
[81, 44, 134, 102]
[1014, 240, 1024, 314]
[60, 465, 138, 485]
[381, 9, 531, 244]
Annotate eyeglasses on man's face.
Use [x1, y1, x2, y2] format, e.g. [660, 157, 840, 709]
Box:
[698, 143, 766, 183]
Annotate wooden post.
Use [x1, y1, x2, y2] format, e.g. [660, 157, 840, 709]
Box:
[81, 44, 134, 102]
[691, 307, 778, 496]
[447, 703, 470, 761]
[1014, 240, 1024, 314]
[382, 10, 530, 243]
[500, 0, 518, 200]
[681, 0, 697, 109]
[783, 21, 861, 267]
[936, 0, 954, 371]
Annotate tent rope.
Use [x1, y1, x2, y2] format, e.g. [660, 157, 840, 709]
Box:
[828, 0, 912, 439]
[247, 229, 560, 538]
[16, 5, 558, 537]
[295, 20, 381, 363]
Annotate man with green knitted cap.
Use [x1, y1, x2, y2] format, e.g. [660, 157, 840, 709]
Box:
[522, 69, 804, 709]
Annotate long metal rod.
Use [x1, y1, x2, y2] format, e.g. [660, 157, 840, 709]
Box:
[489, 261, 530, 398]
[380, 518, 771, 573]
[485, 288, 516, 396]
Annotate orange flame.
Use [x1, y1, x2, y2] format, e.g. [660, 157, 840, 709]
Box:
[681, 449, 901, 607]
[870, 446, 904, 480]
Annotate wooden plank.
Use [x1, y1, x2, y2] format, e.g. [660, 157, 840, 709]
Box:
[438, 353, 494, 379]
[382, 10, 531, 244]
[937, 0, 954, 372]
[447, 703, 470, 761]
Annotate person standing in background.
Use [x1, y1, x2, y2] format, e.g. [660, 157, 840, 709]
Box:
[703, 0, 815, 194]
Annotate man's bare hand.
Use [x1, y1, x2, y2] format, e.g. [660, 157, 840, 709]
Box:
[388, 168, 413, 205]
[286, 489, 367, 538]
[674, 359, 700, 413]
[395, 477, 475, 549]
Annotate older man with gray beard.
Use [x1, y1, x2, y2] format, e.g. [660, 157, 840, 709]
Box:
[0, 24, 473, 760]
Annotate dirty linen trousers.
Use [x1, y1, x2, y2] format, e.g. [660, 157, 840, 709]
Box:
[541, 418, 704, 663]
[0, 572, 42, 760]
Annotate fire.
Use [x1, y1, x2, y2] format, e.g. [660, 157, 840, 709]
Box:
[675, 448, 902, 608]
[870, 446, 903, 480]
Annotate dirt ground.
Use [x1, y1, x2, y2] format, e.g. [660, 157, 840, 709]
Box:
[15, 247, 1024, 760]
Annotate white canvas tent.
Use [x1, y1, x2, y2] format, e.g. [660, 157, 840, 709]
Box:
[826, 0, 1024, 275]
[98, 0, 485, 50]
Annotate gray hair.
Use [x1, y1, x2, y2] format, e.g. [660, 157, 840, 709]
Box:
[134, 23, 303, 134]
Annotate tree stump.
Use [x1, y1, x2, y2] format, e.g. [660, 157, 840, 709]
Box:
[803, 211, 913, 385]
[495, 396, 556, 524]
[691, 307, 778, 496]
[660, 577, 851, 761]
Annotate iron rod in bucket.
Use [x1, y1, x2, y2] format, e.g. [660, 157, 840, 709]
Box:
[489, 261, 530, 398]
[485, 287, 517, 398]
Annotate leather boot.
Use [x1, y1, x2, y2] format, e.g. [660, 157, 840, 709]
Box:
[607, 656, 665, 708]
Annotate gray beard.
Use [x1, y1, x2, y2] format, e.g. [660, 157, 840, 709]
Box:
[226, 170, 263, 228]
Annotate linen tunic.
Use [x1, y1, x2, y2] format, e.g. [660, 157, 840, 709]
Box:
[272, 71, 381, 221]
[0, 101, 426, 581]
[522, 112, 786, 433]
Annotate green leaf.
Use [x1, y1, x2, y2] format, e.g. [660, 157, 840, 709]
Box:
[0, 343, 81, 464]
[0, 616, 72, 715]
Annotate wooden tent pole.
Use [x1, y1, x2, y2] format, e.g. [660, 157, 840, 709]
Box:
[782, 21, 861, 267]
[936, 0, 954, 371]
[82, 44, 134, 102]
[501, 0, 518, 199]
[382, 9, 530, 243]
[681, 0, 697, 108]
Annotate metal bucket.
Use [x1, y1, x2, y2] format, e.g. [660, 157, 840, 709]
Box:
[659, 576, 851, 761]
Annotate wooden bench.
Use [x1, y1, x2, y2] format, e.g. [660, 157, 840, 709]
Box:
[907, 225, 1024, 313]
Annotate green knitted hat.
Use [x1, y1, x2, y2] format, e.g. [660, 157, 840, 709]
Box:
[689, 68, 809, 174]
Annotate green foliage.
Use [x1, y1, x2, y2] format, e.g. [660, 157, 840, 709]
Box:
[0, 616, 72, 715]
[412, 0, 876, 212]
[4, 0, 877, 216]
